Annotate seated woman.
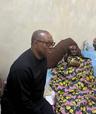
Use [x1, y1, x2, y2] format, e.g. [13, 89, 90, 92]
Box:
[50, 45, 96, 114]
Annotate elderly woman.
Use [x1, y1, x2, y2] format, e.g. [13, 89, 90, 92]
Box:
[50, 45, 96, 114]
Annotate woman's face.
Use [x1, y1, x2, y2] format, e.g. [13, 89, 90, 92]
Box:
[69, 45, 78, 56]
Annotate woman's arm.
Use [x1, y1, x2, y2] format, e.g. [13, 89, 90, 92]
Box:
[47, 38, 80, 68]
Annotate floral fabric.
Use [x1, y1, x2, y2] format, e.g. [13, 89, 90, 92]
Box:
[50, 56, 96, 114]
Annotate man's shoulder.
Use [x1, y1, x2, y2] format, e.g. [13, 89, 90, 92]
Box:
[10, 48, 34, 71]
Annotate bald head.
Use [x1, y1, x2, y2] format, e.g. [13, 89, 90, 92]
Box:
[31, 30, 52, 44]
[31, 30, 54, 59]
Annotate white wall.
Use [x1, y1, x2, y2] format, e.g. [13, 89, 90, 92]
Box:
[0, 0, 96, 78]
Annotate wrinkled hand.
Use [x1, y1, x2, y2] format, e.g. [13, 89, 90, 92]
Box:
[69, 60, 80, 67]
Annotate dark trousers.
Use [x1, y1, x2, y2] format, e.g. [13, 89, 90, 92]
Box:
[1, 97, 54, 114]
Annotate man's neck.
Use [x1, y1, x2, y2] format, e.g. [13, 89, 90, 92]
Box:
[31, 47, 42, 60]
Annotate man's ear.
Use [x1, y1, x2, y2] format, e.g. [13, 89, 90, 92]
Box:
[33, 40, 39, 46]
[33, 40, 37, 44]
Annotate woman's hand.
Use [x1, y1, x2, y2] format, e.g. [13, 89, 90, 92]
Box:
[69, 59, 80, 67]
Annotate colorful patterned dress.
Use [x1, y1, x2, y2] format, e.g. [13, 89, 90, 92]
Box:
[50, 56, 96, 114]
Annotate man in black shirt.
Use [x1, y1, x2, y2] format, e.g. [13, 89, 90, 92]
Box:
[1, 30, 55, 114]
